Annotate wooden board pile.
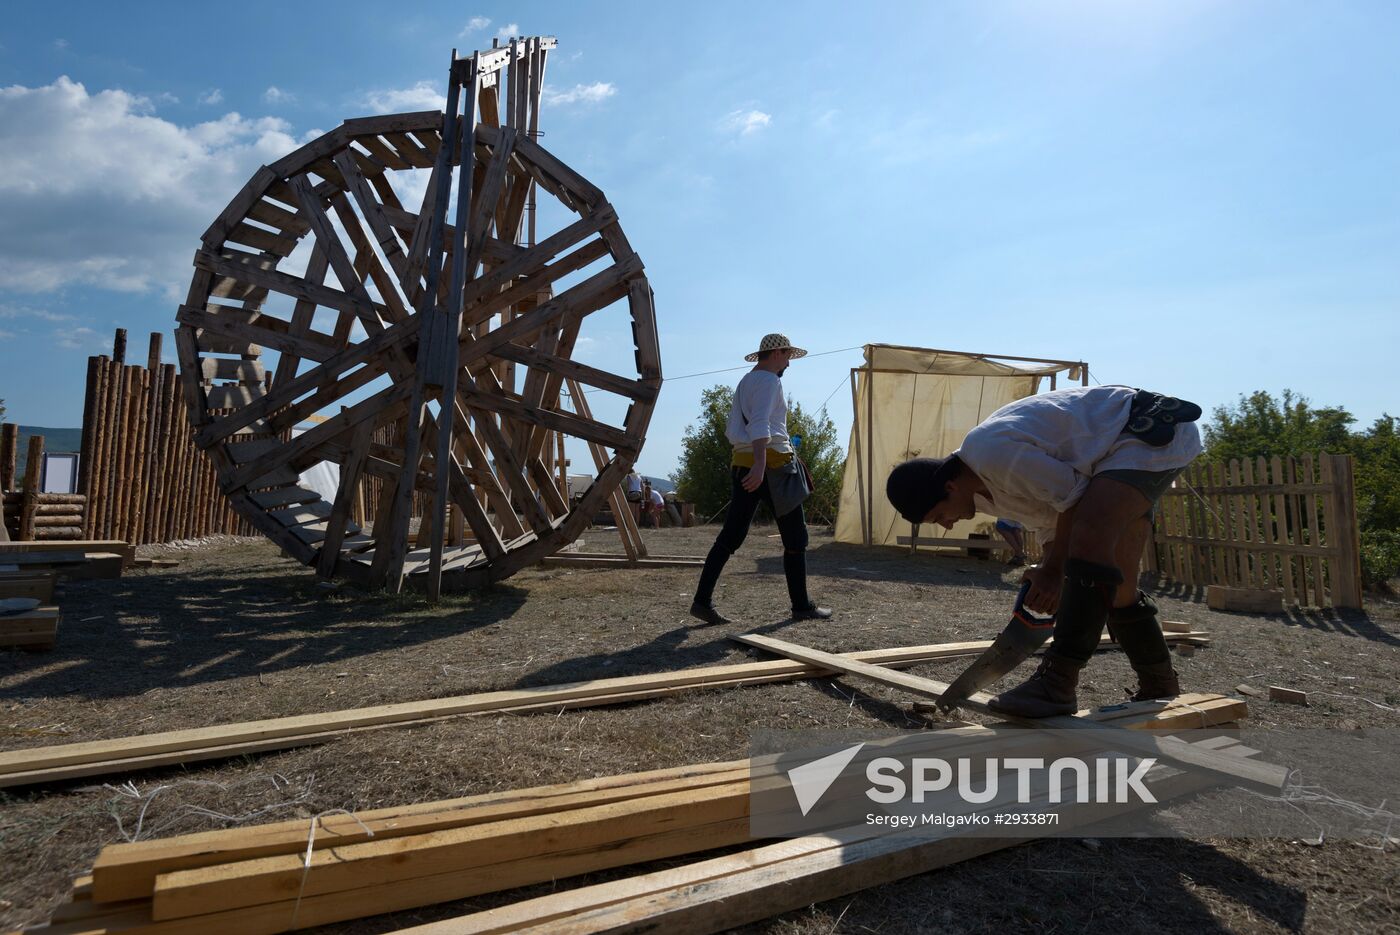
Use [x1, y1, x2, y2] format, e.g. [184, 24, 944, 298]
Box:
[0, 541, 132, 581]
[19, 692, 1255, 935]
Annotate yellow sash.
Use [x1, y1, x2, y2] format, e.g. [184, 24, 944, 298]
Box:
[731, 449, 794, 469]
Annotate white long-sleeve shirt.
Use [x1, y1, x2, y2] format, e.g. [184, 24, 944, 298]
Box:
[726, 370, 792, 455]
[957, 385, 1202, 540]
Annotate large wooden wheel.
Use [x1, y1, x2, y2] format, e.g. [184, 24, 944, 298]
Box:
[174, 39, 660, 596]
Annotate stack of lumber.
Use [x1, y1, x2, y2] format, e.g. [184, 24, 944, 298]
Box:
[0, 599, 59, 650]
[0, 540, 132, 580]
[396, 733, 1264, 935]
[0, 630, 1211, 789]
[3, 493, 87, 541]
[20, 693, 1256, 934]
[0, 572, 56, 603]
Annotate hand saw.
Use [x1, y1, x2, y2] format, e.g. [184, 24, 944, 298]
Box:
[937, 579, 1056, 712]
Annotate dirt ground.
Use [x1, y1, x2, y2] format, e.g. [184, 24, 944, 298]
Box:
[2, 524, 1398, 934]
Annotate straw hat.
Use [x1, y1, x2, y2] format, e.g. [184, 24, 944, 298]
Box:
[744, 333, 808, 363]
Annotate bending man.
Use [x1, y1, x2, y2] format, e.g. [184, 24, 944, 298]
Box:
[690, 333, 832, 626]
[885, 385, 1202, 717]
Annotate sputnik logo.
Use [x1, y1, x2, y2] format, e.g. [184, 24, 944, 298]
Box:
[787, 743, 865, 816]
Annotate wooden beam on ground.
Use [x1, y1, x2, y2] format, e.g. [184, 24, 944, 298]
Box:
[732, 633, 1285, 791]
[0, 631, 1216, 789]
[0, 573, 56, 601]
[0, 605, 59, 649]
[537, 555, 704, 570]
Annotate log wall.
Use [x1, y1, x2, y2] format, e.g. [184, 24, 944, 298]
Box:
[76, 329, 254, 544]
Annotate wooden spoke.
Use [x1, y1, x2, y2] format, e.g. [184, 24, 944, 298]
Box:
[177, 38, 657, 596]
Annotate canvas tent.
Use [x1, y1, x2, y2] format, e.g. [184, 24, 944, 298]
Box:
[835, 344, 1086, 551]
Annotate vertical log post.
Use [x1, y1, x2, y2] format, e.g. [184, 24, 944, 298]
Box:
[19, 434, 45, 540]
[0, 423, 17, 493]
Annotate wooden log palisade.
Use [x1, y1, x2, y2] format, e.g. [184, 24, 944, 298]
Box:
[173, 37, 659, 597]
[72, 333, 256, 545]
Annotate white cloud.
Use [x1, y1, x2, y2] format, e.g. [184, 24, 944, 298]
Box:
[0, 303, 72, 322]
[361, 81, 445, 115]
[542, 82, 616, 108]
[198, 88, 223, 106]
[155, 92, 180, 107]
[460, 15, 490, 36]
[54, 38, 68, 51]
[0, 76, 301, 297]
[0, 328, 14, 340]
[263, 86, 295, 105]
[720, 109, 772, 137]
[55, 325, 101, 350]
[496, 23, 519, 39]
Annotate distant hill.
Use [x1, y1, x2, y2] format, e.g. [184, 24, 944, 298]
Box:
[644, 475, 675, 494]
[10, 426, 83, 480]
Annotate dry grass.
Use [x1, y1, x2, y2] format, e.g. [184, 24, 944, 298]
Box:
[1, 526, 1398, 933]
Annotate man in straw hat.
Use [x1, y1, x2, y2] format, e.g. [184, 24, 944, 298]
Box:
[689, 333, 833, 626]
[884, 385, 1203, 717]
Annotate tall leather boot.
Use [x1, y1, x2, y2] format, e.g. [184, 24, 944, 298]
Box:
[985, 654, 1083, 718]
[1107, 592, 1180, 701]
[988, 559, 1122, 719]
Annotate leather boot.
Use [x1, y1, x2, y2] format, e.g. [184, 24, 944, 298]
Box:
[1107, 592, 1180, 701]
[1128, 660, 1180, 701]
[987, 654, 1083, 718]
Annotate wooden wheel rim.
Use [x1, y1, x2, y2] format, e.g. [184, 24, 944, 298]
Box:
[175, 107, 659, 591]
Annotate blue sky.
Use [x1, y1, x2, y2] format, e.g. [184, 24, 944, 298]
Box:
[1, 1, 1396, 478]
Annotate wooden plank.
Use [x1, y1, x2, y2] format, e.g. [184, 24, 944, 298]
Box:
[94, 761, 753, 902]
[222, 383, 411, 492]
[0, 573, 56, 602]
[0, 605, 59, 648]
[1322, 454, 1364, 609]
[317, 421, 373, 578]
[731, 633, 1286, 791]
[150, 783, 747, 919]
[1268, 685, 1309, 706]
[1303, 453, 1327, 605]
[287, 173, 386, 336]
[0, 632, 1213, 788]
[191, 250, 381, 327]
[1270, 455, 1297, 604]
[416, 739, 1259, 935]
[246, 486, 321, 509]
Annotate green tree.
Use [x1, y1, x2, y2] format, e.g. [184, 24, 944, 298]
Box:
[671, 385, 736, 521]
[1203, 391, 1400, 589]
[671, 384, 844, 525]
[786, 398, 843, 526]
[1202, 390, 1354, 462]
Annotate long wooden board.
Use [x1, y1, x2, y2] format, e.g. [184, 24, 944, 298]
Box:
[0, 632, 1212, 788]
[732, 633, 1286, 791]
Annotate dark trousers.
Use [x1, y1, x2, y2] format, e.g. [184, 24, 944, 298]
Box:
[694, 467, 811, 611]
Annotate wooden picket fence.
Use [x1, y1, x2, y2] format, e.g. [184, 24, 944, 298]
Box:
[78, 329, 254, 544]
[1144, 453, 1363, 609]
